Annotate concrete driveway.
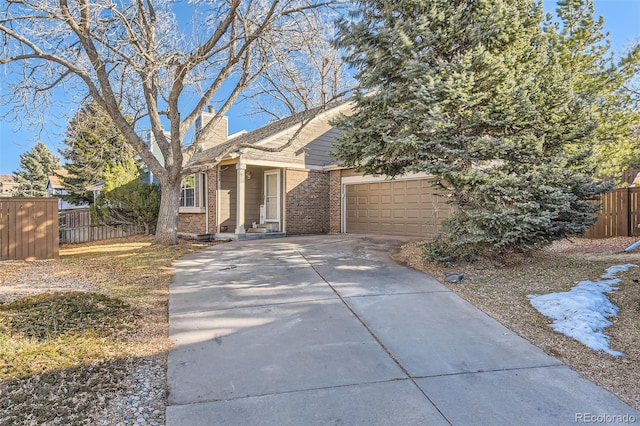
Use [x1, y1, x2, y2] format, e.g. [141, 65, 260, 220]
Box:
[166, 235, 639, 425]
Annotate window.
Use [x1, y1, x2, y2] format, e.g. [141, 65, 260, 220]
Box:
[180, 175, 196, 207]
[179, 174, 206, 212]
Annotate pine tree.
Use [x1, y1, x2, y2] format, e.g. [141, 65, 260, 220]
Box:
[333, 0, 610, 259]
[547, 0, 640, 181]
[12, 142, 60, 197]
[59, 101, 137, 205]
[91, 158, 161, 234]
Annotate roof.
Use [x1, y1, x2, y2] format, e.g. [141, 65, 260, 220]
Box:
[193, 99, 351, 165]
[86, 181, 105, 191]
[47, 169, 70, 189]
[0, 175, 15, 183]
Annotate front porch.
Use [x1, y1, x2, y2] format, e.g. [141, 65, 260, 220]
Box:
[216, 162, 284, 239]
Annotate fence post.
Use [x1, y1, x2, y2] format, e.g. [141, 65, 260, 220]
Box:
[628, 187, 632, 237]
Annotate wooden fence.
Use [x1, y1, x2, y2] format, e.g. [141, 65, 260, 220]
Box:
[622, 169, 640, 185]
[585, 188, 640, 238]
[59, 209, 144, 244]
[0, 198, 59, 260]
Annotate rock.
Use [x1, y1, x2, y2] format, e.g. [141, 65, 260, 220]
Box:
[444, 272, 464, 283]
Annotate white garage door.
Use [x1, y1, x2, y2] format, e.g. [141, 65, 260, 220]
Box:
[345, 179, 452, 237]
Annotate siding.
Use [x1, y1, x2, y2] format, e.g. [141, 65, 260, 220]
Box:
[244, 166, 264, 227]
[219, 165, 237, 231]
[242, 107, 347, 168]
[301, 127, 341, 167]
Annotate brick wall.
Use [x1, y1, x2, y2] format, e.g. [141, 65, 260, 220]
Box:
[176, 168, 217, 235]
[285, 169, 330, 234]
[178, 213, 206, 235]
[329, 170, 342, 233]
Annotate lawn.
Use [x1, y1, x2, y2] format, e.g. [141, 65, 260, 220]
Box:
[0, 236, 217, 425]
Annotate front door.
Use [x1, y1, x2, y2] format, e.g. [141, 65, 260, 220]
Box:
[264, 170, 280, 223]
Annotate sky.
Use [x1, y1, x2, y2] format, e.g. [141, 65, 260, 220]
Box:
[1, 0, 639, 175]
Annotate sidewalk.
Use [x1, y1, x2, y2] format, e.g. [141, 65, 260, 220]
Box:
[166, 235, 639, 425]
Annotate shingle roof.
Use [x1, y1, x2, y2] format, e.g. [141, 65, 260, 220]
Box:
[47, 169, 70, 188]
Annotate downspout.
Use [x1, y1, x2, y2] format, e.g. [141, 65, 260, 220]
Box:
[204, 172, 209, 234]
[216, 165, 221, 234]
[341, 183, 346, 233]
[282, 169, 286, 233]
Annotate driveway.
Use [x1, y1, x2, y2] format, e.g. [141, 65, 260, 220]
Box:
[166, 235, 639, 425]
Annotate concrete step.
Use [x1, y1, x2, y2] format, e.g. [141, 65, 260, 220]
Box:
[251, 223, 279, 232]
[246, 228, 268, 234]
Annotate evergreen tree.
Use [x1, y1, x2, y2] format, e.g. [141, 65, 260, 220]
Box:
[547, 0, 640, 181]
[333, 0, 610, 259]
[12, 142, 60, 197]
[91, 158, 161, 235]
[60, 100, 137, 205]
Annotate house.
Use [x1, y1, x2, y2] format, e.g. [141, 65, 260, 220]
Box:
[178, 102, 454, 240]
[46, 170, 89, 211]
[0, 175, 18, 197]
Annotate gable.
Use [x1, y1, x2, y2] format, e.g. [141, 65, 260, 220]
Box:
[241, 102, 351, 167]
[194, 101, 352, 168]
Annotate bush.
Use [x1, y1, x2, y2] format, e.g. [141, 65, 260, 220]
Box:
[92, 180, 161, 235]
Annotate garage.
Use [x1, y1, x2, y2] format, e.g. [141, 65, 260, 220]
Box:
[345, 178, 453, 237]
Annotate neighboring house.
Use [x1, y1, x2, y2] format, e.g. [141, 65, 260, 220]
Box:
[0, 175, 18, 197]
[141, 129, 168, 185]
[178, 102, 454, 239]
[86, 181, 105, 202]
[46, 170, 89, 211]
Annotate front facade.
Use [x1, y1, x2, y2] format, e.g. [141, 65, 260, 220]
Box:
[178, 103, 454, 239]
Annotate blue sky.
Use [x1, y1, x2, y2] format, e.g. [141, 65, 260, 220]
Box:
[1, 0, 639, 175]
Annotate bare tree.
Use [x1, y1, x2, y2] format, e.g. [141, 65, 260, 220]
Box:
[244, 9, 349, 119]
[0, 0, 347, 244]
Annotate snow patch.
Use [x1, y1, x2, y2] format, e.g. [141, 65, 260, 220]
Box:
[528, 264, 637, 357]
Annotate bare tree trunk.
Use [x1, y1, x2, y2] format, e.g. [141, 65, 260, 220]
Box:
[153, 178, 181, 245]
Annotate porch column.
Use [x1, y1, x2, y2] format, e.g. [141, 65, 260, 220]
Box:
[235, 163, 246, 234]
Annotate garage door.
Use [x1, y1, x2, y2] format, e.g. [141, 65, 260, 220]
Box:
[345, 179, 452, 237]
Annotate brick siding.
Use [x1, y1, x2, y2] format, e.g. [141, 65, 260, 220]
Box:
[178, 213, 206, 235]
[285, 169, 330, 234]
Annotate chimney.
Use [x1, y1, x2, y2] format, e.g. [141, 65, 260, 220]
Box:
[197, 106, 228, 150]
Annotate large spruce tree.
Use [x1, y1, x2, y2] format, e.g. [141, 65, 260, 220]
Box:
[547, 0, 640, 181]
[333, 0, 610, 259]
[60, 101, 137, 205]
[12, 142, 60, 197]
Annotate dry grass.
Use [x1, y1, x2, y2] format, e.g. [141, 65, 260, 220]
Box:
[395, 236, 640, 410]
[0, 235, 220, 425]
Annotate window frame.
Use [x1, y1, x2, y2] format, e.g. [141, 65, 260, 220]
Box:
[179, 173, 206, 213]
